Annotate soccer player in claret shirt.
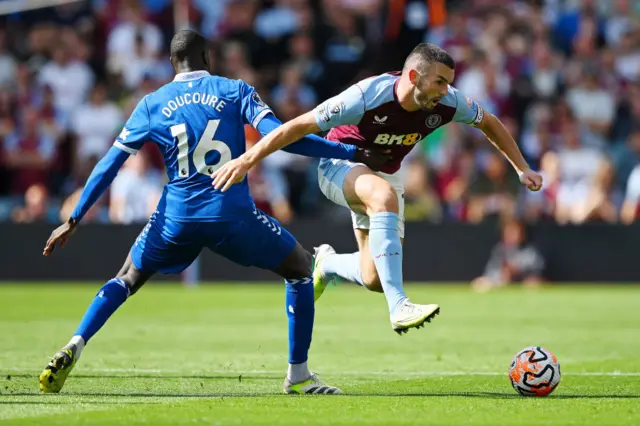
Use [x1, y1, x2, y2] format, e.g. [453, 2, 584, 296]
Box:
[39, 30, 389, 395]
[212, 43, 543, 335]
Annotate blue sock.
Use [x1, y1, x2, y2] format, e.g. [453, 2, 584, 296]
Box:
[74, 278, 129, 343]
[286, 277, 314, 364]
[322, 252, 365, 286]
[369, 212, 407, 314]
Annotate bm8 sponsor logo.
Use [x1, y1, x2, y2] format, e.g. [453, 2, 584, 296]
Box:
[373, 133, 423, 146]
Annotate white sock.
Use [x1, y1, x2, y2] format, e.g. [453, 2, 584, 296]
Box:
[287, 361, 310, 383]
[321, 252, 365, 286]
[66, 335, 86, 360]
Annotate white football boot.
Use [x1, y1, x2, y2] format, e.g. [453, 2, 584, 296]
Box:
[390, 299, 440, 335]
[284, 373, 344, 395]
[312, 244, 336, 302]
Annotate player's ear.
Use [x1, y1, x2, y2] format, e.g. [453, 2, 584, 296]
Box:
[408, 69, 419, 86]
[202, 50, 210, 69]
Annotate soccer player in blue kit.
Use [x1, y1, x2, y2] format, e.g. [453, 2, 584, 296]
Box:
[39, 30, 388, 395]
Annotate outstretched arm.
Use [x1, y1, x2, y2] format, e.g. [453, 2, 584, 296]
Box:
[215, 82, 379, 191]
[71, 147, 130, 222]
[255, 113, 355, 160]
[43, 96, 150, 256]
[476, 112, 542, 191]
[476, 113, 528, 175]
[248, 111, 320, 164]
[449, 87, 542, 192]
[43, 147, 130, 256]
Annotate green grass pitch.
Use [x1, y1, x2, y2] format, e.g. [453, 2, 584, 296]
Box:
[1, 283, 639, 425]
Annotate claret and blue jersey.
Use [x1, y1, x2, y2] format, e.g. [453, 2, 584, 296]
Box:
[312, 72, 485, 174]
[114, 70, 272, 221]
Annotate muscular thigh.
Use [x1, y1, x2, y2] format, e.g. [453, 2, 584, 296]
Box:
[318, 159, 397, 216]
[209, 208, 298, 273]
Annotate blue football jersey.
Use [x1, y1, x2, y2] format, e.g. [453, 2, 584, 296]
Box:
[114, 71, 273, 221]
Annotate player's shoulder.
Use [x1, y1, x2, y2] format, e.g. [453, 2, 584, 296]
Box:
[352, 72, 399, 111]
[439, 85, 465, 110]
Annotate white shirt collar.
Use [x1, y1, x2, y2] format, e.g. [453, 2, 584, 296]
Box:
[173, 70, 210, 82]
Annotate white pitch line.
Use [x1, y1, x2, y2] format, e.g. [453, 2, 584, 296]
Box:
[9, 368, 640, 377]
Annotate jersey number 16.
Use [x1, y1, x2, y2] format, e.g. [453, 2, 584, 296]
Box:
[170, 119, 231, 178]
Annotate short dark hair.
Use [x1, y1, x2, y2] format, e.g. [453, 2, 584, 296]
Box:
[170, 29, 208, 62]
[404, 43, 455, 72]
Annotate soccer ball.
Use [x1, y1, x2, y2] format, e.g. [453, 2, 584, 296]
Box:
[508, 346, 561, 397]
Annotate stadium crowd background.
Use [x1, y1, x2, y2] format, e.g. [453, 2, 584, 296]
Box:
[0, 0, 639, 227]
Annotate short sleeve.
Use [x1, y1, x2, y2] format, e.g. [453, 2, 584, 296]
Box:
[451, 86, 485, 127]
[313, 84, 366, 132]
[113, 97, 150, 155]
[240, 81, 274, 128]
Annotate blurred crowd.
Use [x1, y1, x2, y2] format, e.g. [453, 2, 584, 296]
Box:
[1, 0, 640, 226]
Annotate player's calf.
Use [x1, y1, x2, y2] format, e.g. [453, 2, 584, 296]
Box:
[272, 242, 343, 393]
[40, 257, 152, 393]
[360, 259, 384, 293]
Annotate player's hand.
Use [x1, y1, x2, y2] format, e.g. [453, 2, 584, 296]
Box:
[352, 147, 392, 172]
[43, 219, 78, 257]
[519, 169, 543, 192]
[211, 158, 251, 192]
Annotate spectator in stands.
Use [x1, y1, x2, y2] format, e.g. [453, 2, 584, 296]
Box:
[319, 5, 370, 96]
[552, 119, 608, 224]
[472, 218, 545, 292]
[4, 107, 55, 194]
[109, 150, 163, 224]
[566, 67, 615, 147]
[456, 49, 507, 116]
[614, 29, 640, 83]
[11, 183, 52, 223]
[287, 32, 323, 88]
[0, 30, 17, 88]
[620, 134, 640, 224]
[191, 0, 230, 39]
[71, 83, 123, 168]
[402, 156, 442, 223]
[1, 0, 639, 226]
[271, 61, 317, 110]
[107, 3, 162, 76]
[467, 151, 520, 223]
[38, 43, 94, 127]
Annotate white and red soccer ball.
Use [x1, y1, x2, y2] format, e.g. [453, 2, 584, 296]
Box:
[508, 346, 561, 397]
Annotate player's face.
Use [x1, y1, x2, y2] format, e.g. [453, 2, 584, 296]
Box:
[411, 63, 455, 110]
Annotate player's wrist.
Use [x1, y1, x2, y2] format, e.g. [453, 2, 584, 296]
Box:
[516, 165, 531, 178]
[67, 216, 79, 227]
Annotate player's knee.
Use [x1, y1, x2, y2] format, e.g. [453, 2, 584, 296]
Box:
[365, 183, 398, 215]
[117, 264, 149, 296]
[278, 246, 313, 279]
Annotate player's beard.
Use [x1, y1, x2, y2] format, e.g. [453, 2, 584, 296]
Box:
[413, 88, 441, 111]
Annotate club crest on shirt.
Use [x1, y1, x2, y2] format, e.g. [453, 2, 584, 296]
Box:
[119, 128, 130, 141]
[252, 92, 268, 109]
[331, 101, 345, 115]
[425, 114, 442, 128]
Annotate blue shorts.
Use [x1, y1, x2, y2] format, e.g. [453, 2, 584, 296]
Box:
[130, 207, 296, 275]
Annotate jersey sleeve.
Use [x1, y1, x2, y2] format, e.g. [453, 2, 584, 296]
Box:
[450, 86, 485, 127]
[113, 97, 150, 155]
[313, 84, 366, 132]
[239, 81, 274, 128]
